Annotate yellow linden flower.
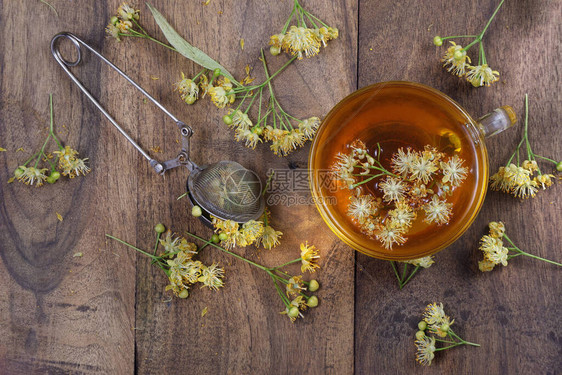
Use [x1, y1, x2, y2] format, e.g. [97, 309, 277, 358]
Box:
[391, 147, 416, 177]
[53, 146, 90, 178]
[175, 72, 199, 104]
[388, 201, 417, 228]
[300, 242, 320, 273]
[375, 221, 407, 250]
[422, 195, 452, 225]
[241, 220, 264, 243]
[379, 176, 407, 202]
[423, 302, 454, 337]
[415, 335, 436, 366]
[117, 3, 139, 21]
[286, 275, 305, 297]
[466, 64, 499, 87]
[17, 166, 48, 186]
[521, 159, 539, 172]
[348, 194, 378, 224]
[404, 255, 434, 269]
[490, 166, 514, 192]
[479, 234, 508, 266]
[235, 128, 261, 149]
[281, 26, 321, 59]
[534, 174, 555, 190]
[197, 263, 224, 291]
[440, 155, 468, 187]
[259, 226, 283, 249]
[105, 23, 121, 41]
[228, 109, 253, 130]
[410, 153, 438, 184]
[441, 41, 471, 77]
[488, 221, 505, 238]
[313, 27, 339, 47]
[478, 259, 496, 272]
[298, 117, 320, 140]
[512, 178, 538, 199]
[208, 86, 231, 108]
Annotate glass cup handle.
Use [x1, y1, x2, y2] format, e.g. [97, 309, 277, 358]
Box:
[476, 106, 517, 138]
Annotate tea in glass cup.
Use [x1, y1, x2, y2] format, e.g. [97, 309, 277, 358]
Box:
[308, 81, 516, 260]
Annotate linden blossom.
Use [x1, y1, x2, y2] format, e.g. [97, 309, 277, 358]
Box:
[331, 139, 468, 250]
[433, 0, 504, 87]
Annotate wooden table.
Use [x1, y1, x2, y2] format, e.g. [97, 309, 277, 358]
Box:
[1, 1, 560, 374]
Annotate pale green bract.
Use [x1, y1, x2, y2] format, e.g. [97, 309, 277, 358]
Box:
[147, 3, 239, 85]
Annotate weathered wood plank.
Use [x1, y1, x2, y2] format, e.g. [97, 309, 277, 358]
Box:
[355, 0, 561, 373]
[0, 1, 136, 374]
[101, 0, 359, 374]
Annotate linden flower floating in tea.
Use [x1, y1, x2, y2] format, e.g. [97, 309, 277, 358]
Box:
[414, 303, 480, 366]
[269, 0, 339, 59]
[490, 94, 561, 198]
[11, 94, 90, 187]
[106, 4, 322, 156]
[390, 255, 435, 289]
[331, 139, 468, 250]
[477, 221, 561, 272]
[433, 0, 504, 87]
[107, 224, 321, 322]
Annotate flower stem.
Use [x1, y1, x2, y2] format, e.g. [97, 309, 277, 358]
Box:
[390, 261, 402, 286]
[183, 232, 270, 271]
[105, 234, 159, 260]
[400, 265, 420, 288]
[271, 258, 301, 271]
[479, 0, 505, 39]
[503, 234, 562, 266]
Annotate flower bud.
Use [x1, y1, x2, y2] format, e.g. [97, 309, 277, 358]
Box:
[415, 330, 426, 340]
[433, 36, 443, 46]
[440, 323, 450, 333]
[110, 16, 119, 25]
[288, 306, 300, 318]
[223, 115, 233, 125]
[252, 126, 263, 136]
[185, 96, 196, 105]
[154, 223, 166, 234]
[557, 161, 562, 172]
[418, 321, 427, 330]
[191, 205, 203, 217]
[211, 234, 220, 243]
[178, 289, 189, 298]
[213, 68, 222, 77]
[306, 296, 319, 308]
[14, 168, 25, 178]
[453, 50, 466, 61]
[50, 171, 61, 180]
[218, 233, 228, 241]
[270, 45, 281, 56]
[308, 279, 320, 292]
[46, 176, 58, 184]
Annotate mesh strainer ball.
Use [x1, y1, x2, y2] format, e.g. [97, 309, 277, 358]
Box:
[188, 161, 265, 223]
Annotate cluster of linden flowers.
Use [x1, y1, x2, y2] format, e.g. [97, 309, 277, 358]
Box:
[105, 3, 140, 41]
[211, 209, 283, 250]
[12, 94, 90, 187]
[390, 255, 435, 289]
[268, 0, 338, 59]
[107, 224, 224, 299]
[106, 4, 323, 156]
[331, 139, 468, 249]
[478, 221, 561, 272]
[159, 229, 224, 298]
[490, 95, 560, 199]
[433, 0, 504, 87]
[108, 224, 322, 322]
[178, 51, 321, 156]
[415, 302, 480, 366]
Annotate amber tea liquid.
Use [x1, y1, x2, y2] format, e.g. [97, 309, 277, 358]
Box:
[310, 83, 488, 259]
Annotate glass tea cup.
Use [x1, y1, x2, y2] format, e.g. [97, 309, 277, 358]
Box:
[308, 81, 516, 260]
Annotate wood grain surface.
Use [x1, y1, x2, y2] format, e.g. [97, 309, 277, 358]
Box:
[0, 1, 559, 374]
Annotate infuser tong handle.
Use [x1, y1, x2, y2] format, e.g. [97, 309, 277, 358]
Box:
[51, 32, 193, 175]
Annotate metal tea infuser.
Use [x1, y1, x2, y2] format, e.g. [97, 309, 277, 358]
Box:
[51, 32, 265, 223]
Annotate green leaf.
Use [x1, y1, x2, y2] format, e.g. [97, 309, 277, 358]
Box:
[146, 3, 239, 85]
